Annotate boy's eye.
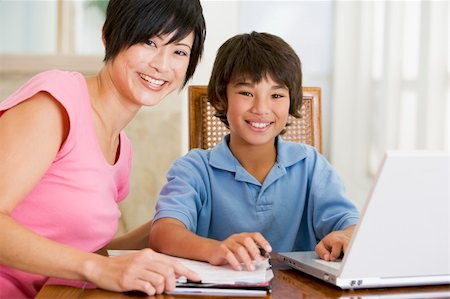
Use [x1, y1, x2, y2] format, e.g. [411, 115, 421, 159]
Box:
[238, 91, 253, 97]
[272, 94, 284, 99]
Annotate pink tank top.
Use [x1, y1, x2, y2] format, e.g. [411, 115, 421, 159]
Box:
[0, 70, 132, 298]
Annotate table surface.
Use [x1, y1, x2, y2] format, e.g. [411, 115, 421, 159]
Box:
[36, 253, 450, 299]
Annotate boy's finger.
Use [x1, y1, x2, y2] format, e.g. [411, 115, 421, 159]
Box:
[242, 237, 263, 261]
[252, 233, 272, 254]
[315, 242, 331, 260]
[329, 243, 343, 261]
[235, 246, 255, 271]
[224, 249, 242, 271]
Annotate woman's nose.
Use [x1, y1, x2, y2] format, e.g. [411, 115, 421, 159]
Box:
[150, 49, 170, 73]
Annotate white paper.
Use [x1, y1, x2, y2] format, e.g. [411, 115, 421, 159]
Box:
[107, 250, 273, 284]
[171, 256, 272, 284]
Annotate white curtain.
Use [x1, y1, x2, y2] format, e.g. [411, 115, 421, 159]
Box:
[330, 1, 448, 207]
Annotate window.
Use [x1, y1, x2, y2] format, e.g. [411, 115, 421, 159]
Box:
[0, 0, 106, 55]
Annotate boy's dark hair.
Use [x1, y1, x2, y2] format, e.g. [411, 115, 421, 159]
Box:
[103, 0, 206, 87]
[208, 31, 303, 129]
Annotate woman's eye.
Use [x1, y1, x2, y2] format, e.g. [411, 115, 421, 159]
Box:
[145, 40, 156, 47]
[175, 50, 188, 57]
[272, 94, 284, 99]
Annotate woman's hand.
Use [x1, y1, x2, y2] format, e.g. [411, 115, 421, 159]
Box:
[85, 248, 199, 296]
[206, 232, 272, 271]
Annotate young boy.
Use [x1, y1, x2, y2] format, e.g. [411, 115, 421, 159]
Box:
[150, 31, 359, 272]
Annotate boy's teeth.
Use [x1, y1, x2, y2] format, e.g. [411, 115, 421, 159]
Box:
[250, 122, 270, 128]
[140, 73, 164, 86]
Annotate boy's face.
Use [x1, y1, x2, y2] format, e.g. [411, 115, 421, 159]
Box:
[226, 75, 290, 148]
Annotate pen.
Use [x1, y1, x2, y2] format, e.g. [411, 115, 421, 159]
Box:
[259, 247, 270, 259]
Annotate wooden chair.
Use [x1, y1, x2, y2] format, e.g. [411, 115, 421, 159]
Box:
[188, 86, 322, 153]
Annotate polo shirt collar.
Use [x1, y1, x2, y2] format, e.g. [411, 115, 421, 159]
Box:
[209, 135, 239, 172]
[209, 135, 308, 173]
[275, 136, 308, 167]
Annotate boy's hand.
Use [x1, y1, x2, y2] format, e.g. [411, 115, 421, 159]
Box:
[315, 225, 356, 261]
[207, 232, 272, 271]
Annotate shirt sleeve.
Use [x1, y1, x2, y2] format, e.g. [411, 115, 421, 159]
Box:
[153, 151, 210, 232]
[308, 151, 360, 241]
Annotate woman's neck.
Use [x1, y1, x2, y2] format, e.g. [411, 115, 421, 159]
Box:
[86, 68, 139, 140]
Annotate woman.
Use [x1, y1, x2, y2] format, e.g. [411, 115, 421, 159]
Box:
[0, 0, 206, 297]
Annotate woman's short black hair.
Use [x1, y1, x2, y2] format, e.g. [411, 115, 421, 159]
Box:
[207, 31, 302, 128]
[103, 0, 206, 87]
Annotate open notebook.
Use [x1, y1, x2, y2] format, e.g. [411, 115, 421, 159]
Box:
[278, 151, 450, 289]
[108, 250, 273, 296]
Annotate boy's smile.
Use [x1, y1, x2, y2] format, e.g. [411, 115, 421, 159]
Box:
[247, 121, 273, 129]
[226, 75, 290, 148]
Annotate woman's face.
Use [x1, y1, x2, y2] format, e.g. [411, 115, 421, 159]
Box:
[107, 31, 194, 108]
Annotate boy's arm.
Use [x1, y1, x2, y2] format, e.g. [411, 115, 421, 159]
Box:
[150, 218, 216, 261]
[150, 218, 271, 271]
[103, 220, 153, 250]
[315, 224, 356, 261]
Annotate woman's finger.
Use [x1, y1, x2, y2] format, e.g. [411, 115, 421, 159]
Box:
[136, 280, 156, 296]
[169, 260, 201, 282]
[138, 270, 167, 294]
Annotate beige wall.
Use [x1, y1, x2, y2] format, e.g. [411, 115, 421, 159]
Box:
[120, 91, 183, 234]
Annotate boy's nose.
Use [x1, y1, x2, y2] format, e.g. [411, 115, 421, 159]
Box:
[251, 97, 270, 114]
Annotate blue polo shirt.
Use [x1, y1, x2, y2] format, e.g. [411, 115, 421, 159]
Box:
[154, 135, 359, 251]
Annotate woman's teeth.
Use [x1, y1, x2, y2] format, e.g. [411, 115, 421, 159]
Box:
[139, 73, 165, 86]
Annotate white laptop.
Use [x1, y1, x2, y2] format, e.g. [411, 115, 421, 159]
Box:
[278, 151, 450, 289]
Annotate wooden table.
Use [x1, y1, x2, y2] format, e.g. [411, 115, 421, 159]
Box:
[36, 253, 450, 299]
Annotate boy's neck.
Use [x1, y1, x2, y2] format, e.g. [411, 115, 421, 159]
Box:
[228, 137, 277, 184]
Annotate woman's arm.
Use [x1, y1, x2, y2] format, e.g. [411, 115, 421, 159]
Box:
[0, 94, 198, 295]
[0, 92, 96, 278]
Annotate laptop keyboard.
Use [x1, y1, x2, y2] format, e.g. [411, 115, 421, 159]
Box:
[313, 259, 342, 270]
